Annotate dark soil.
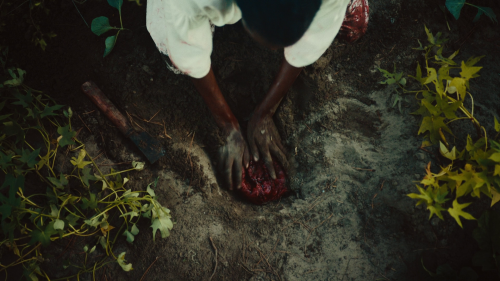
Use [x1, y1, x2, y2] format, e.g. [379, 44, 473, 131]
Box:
[1, 0, 500, 280]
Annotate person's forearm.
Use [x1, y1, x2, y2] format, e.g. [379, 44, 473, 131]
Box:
[192, 68, 239, 131]
[255, 59, 303, 117]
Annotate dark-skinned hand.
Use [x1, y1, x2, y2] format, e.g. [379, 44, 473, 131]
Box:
[247, 114, 289, 179]
[218, 128, 250, 190]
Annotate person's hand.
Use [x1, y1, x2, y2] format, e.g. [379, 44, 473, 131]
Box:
[247, 114, 289, 179]
[218, 127, 250, 190]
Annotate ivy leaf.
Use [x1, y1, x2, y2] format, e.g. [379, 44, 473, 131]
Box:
[465, 56, 485, 67]
[460, 61, 482, 80]
[117, 252, 133, 271]
[12, 91, 32, 108]
[70, 150, 92, 169]
[29, 221, 57, 246]
[82, 166, 98, 187]
[19, 148, 40, 168]
[107, 0, 123, 11]
[491, 188, 500, 207]
[418, 116, 451, 144]
[132, 161, 145, 171]
[445, 0, 466, 20]
[40, 104, 64, 118]
[151, 204, 173, 241]
[440, 142, 457, 160]
[122, 230, 135, 243]
[448, 77, 467, 100]
[448, 199, 476, 228]
[423, 68, 437, 84]
[473, 6, 497, 23]
[131, 224, 139, 235]
[428, 204, 446, 220]
[0, 151, 13, 169]
[65, 214, 80, 226]
[494, 117, 500, 133]
[147, 183, 156, 197]
[91, 17, 114, 36]
[81, 193, 98, 210]
[4, 68, 26, 87]
[53, 219, 65, 230]
[57, 125, 76, 147]
[47, 174, 68, 190]
[103, 35, 117, 57]
[408, 185, 434, 206]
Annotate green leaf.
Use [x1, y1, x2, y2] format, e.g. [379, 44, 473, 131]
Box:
[120, 211, 139, 219]
[103, 35, 117, 57]
[91, 17, 114, 36]
[47, 173, 68, 189]
[445, 0, 466, 20]
[65, 214, 80, 226]
[417, 116, 451, 144]
[82, 166, 98, 187]
[81, 193, 98, 210]
[460, 61, 482, 80]
[428, 204, 446, 220]
[147, 183, 156, 197]
[447, 199, 476, 228]
[131, 224, 139, 235]
[57, 125, 76, 147]
[423, 68, 437, 84]
[70, 150, 92, 169]
[440, 142, 457, 160]
[151, 204, 173, 240]
[107, 0, 123, 10]
[89, 245, 96, 254]
[117, 252, 133, 271]
[19, 148, 40, 168]
[132, 161, 145, 171]
[40, 104, 64, 118]
[495, 117, 500, 132]
[465, 56, 485, 67]
[99, 236, 107, 250]
[3, 68, 26, 87]
[53, 219, 65, 230]
[474, 6, 497, 23]
[29, 222, 57, 246]
[12, 91, 33, 107]
[0, 151, 13, 169]
[122, 230, 135, 243]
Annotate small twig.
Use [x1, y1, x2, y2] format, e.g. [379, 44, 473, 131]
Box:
[78, 114, 92, 134]
[140, 256, 160, 281]
[379, 180, 385, 191]
[161, 120, 172, 139]
[352, 167, 376, 172]
[148, 109, 162, 122]
[209, 237, 218, 281]
[82, 110, 95, 115]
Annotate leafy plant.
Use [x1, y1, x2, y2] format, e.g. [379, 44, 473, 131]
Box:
[445, 0, 497, 23]
[0, 50, 173, 279]
[91, 0, 127, 57]
[378, 26, 500, 228]
[377, 65, 407, 112]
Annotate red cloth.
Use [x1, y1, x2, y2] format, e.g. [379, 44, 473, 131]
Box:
[339, 0, 370, 43]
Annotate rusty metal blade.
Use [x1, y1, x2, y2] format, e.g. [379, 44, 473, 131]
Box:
[129, 131, 165, 164]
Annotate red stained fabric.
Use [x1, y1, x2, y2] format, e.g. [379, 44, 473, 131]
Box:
[240, 158, 287, 205]
[339, 0, 370, 43]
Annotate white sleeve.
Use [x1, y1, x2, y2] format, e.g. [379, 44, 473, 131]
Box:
[284, 0, 350, 68]
[146, 0, 213, 78]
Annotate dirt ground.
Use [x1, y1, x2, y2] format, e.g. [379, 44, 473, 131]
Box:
[2, 0, 500, 280]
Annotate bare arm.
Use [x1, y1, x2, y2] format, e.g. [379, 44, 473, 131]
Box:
[248, 59, 303, 178]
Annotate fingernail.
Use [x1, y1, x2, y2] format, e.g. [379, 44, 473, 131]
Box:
[246, 163, 249, 168]
[254, 155, 259, 161]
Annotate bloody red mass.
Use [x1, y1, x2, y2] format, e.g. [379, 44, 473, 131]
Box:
[240, 158, 287, 205]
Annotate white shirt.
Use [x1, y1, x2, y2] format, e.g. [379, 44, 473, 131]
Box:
[146, 0, 350, 78]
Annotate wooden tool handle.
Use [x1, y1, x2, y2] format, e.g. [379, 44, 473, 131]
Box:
[81, 81, 131, 136]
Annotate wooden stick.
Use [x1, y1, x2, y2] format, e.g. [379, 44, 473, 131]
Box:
[78, 114, 92, 134]
[209, 237, 218, 281]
